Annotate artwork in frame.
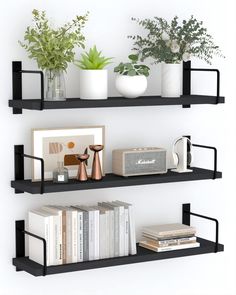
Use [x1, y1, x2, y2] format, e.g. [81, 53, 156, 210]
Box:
[32, 126, 105, 181]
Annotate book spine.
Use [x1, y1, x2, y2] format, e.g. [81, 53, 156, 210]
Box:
[94, 210, 100, 260]
[83, 211, 89, 261]
[71, 211, 78, 263]
[145, 236, 197, 246]
[99, 212, 106, 259]
[89, 211, 95, 261]
[124, 208, 129, 256]
[66, 211, 72, 263]
[49, 215, 54, 266]
[77, 211, 83, 262]
[118, 206, 125, 257]
[128, 205, 137, 255]
[109, 210, 115, 258]
[62, 210, 67, 264]
[105, 211, 110, 258]
[53, 214, 61, 265]
[114, 207, 119, 257]
[139, 241, 200, 252]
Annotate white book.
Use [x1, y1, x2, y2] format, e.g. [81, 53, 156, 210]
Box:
[115, 201, 137, 255]
[66, 209, 72, 263]
[28, 209, 53, 266]
[112, 201, 126, 256]
[67, 207, 78, 263]
[139, 240, 200, 252]
[92, 207, 100, 260]
[42, 206, 63, 265]
[77, 210, 83, 262]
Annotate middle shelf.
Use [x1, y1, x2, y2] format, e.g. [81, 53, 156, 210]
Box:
[11, 167, 222, 195]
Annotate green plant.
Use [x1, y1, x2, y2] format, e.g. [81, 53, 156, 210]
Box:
[75, 46, 113, 69]
[20, 9, 88, 71]
[129, 16, 224, 64]
[114, 54, 150, 76]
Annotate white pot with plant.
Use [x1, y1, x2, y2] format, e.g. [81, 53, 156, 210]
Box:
[75, 46, 112, 100]
[114, 54, 150, 98]
[130, 16, 224, 97]
[20, 9, 88, 101]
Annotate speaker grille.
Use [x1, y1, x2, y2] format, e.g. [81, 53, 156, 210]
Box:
[124, 151, 166, 175]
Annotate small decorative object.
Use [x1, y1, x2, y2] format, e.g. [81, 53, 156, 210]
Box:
[114, 54, 150, 98]
[32, 126, 104, 181]
[20, 9, 88, 101]
[53, 161, 69, 183]
[77, 149, 90, 181]
[75, 46, 113, 100]
[130, 16, 224, 97]
[112, 147, 167, 177]
[171, 137, 193, 173]
[89, 145, 104, 180]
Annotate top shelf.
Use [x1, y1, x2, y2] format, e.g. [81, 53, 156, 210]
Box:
[9, 61, 224, 114]
[8, 95, 225, 111]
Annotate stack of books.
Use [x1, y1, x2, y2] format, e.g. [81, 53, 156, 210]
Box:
[139, 223, 200, 252]
[28, 201, 136, 266]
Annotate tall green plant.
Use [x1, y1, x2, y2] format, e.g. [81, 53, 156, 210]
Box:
[129, 16, 224, 64]
[20, 9, 89, 71]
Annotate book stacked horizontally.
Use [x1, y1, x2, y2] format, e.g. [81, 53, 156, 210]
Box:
[28, 201, 136, 266]
[139, 223, 200, 252]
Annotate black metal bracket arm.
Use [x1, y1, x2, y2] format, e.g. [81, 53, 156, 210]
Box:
[182, 61, 220, 108]
[12, 61, 44, 114]
[182, 204, 219, 253]
[14, 145, 45, 194]
[15, 220, 47, 276]
[192, 144, 217, 180]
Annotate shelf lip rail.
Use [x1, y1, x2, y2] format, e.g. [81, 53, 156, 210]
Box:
[182, 204, 219, 253]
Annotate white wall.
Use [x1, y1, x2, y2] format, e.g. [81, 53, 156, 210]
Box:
[0, 0, 236, 294]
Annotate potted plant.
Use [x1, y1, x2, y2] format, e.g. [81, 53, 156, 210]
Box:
[75, 46, 112, 100]
[20, 9, 88, 101]
[130, 16, 224, 97]
[114, 54, 150, 98]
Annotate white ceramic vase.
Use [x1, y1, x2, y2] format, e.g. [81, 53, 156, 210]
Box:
[115, 75, 147, 98]
[79, 69, 108, 100]
[161, 63, 182, 97]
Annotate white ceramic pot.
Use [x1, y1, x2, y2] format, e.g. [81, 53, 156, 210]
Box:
[79, 69, 108, 100]
[161, 63, 182, 97]
[115, 75, 147, 98]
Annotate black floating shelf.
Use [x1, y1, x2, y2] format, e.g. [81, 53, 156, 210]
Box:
[8, 95, 225, 111]
[12, 239, 224, 277]
[11, 167, 222, 195]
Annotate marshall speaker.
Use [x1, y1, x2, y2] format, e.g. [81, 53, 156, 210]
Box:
[112, 147, 167, 177]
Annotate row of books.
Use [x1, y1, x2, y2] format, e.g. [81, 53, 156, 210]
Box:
[139, 223, 200, 252]
[28, 201, 136, 266]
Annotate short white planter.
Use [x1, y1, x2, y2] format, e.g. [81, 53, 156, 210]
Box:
[79, 69, 108, 100]
[115, 75, 147, 98]
[161, 63, 182, 97]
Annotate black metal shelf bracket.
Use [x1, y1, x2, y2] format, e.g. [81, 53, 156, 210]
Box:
[12, 61, 44, 114]
[182, 204, 219, 253]
[15, 220, 47, 276]
[192, 144, 217, 180]
[14, 145, 45, 194]
[182, 61, 220, 108]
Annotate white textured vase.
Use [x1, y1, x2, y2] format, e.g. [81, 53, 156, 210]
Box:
[161, 63, 182, 97]
[115, 75, 147, 98]
[79, 69, 108, 100]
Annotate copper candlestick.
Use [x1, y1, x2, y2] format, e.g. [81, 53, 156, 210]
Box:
[77, 151, 90, 182]
[89, 145, 104, 180]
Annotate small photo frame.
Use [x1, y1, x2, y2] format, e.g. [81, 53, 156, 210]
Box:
[32, 126, 105, 181]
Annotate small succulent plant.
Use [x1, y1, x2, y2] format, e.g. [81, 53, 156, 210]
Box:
[75, 46, 113, 69]
[114, 54, 150, 77]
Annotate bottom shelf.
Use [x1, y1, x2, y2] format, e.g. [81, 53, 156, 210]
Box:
[13, 238, 224, 277]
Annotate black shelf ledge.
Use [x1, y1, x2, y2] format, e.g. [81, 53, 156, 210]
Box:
[12, 238, 224, 277]
[13, 204, 224, 276]
[10, 61, 224, 114]
[8, 95, 225, 111]
[11, 167, 222, 195]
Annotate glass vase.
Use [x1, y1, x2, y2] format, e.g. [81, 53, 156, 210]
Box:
[53, 161, 69, 183]
[45, 69, 66, 101]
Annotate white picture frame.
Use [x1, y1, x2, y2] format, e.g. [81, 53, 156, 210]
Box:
[32, 126, 105, 181]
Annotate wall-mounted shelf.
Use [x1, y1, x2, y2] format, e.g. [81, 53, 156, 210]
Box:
[12, 204, 224, 277]
[12, 142, 221, 194]
[9, 61, 224, 114]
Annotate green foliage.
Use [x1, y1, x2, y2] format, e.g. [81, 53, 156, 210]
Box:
[129, 16, 224, 64]
[114, 54, 150, 76]
[75, 46, 113, 69]
[19, 9, 89, 71]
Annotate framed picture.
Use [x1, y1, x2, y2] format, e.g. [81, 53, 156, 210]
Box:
[32, 126, 105, 181]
